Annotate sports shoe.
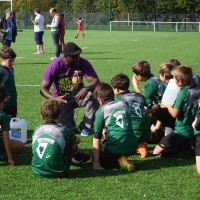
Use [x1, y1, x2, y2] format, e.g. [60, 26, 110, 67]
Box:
[50, 56, 58, 60]
[136, 142, 148, 158]
[118, 156, 135, 172]
[72, 152, 91, 165]
[79, 123, 90, 136]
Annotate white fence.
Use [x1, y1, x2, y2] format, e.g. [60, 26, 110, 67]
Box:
[110, 21, 200, 32]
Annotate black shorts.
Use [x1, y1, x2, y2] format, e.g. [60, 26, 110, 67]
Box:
[0, 139, 6, 153]
[34, 31, 44, 45]
[158, 132, 190, 152]
[152, 107, 175, 129]
[3, 106, 17, 121]
[99, 150, 120, 169]
[195, 134, 200, 156]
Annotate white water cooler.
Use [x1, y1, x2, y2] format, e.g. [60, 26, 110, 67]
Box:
[9, 118, 27, 143]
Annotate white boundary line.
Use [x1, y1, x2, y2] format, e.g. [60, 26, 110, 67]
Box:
[16, 84, 40, 87]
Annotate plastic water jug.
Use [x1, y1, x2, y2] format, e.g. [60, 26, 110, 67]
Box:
[161, 79, 180, 106]
[9, 118, 27, 143]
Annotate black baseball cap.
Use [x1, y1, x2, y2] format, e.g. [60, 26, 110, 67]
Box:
[63, 42, 82, 56]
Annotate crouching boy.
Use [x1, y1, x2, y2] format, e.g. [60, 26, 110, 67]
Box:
[92, 82, 138, 171]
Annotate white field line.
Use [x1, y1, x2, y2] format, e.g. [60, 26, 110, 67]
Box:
[16, 84, 40, 87]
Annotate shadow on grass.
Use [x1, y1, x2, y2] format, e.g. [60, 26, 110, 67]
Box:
[68, 163, 127, 179]
[14, 129, 33, 166]
[133, 150, 195, 172]
[87, 57, 123, 60]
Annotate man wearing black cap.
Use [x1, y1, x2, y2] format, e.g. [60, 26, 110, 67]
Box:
[40, 42, 99, 136]
[0, 8, 17, 48]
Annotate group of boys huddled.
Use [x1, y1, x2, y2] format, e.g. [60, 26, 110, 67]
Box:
[33, 54, 200, 177]
[1, 43, 200, 178]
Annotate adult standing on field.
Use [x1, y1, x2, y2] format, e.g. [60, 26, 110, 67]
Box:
[31, 8, 45, 54]
[46, 8, 60, 60]
[0, 8, 17, 48]
[40, 42, 99, 136]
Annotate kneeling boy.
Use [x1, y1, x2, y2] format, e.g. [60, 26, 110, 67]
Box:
[92, 82, 137, 171]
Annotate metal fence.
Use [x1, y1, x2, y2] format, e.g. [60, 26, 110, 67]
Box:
[1, 12, 200, 31]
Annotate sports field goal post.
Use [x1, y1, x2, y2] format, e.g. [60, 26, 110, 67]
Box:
[110, 21, 200, 32]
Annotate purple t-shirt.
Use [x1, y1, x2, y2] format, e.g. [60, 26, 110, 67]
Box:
[42, 57, 97, 97]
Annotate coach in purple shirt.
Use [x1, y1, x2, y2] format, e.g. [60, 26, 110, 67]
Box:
[40, 42, 99, 136]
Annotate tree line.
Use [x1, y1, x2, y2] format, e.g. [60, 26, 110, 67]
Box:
[0, 0, 200, 14]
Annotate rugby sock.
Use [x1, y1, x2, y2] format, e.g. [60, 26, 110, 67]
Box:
[117, 156, 135, 172]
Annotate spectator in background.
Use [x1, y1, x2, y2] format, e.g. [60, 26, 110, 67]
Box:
[59, 13, 65, 53]
[0, 8, 17, 48]
[46, 8, 60, 60]
[75, 17, 85, 39]
[31, 8, 45, 54]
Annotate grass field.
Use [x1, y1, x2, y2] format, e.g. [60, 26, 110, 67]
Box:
[1, 29, 200, 200]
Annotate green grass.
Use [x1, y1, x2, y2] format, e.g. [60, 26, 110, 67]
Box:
[1, 29, 200, 200]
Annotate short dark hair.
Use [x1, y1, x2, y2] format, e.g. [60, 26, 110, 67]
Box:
[0, 48, 16, 59]
[111, 73, 130, 91]
[41, 99, 61, 121]
[132, 61, 151, 78]
[168, 59, 181, 67]
[34, 8, 41, 14]
[159, 63, 174, 80]
[173, 65, 193, 87]
[0, 85, 8, 102]
[94, 82, 114, 101]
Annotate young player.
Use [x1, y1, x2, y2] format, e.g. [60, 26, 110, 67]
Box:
[151, 63, 175, 138]
[0, 85, 24, 166]
[59, 13, 65, 53]
[132, 60, 166, 143]
[92, 82, 137, 171]
[153, 65, 200, 157]
[111, 73, 151, 158]
[0, 47, 17, 121]
[192, 98, 200, 174]
[75, 17, 85, 39]
[32, 99, 91, 178]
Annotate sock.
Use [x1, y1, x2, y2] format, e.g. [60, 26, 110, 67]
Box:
[153, 153, 161, 157]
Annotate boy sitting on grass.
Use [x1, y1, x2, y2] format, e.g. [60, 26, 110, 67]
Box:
[111, 73, 151, 158]
[132, 60, 166, 144]
[32, 99, 91, 178]
[92, 82, 137, 171]
[192, 98, 200, 174]
[153, 65, 200, 157]
[0, 85, 24, 166]
[151, 62, 175, 141]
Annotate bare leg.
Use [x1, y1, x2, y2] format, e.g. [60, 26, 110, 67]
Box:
[196, 156, 200, 174]
[10, 139, 24, 152]
[75, 30, 80, 38]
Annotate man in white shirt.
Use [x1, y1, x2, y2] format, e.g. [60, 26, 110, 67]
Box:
[31, 8, 45, 54]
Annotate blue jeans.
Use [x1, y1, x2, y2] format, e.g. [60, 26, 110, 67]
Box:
[51, 31, 60, 57]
